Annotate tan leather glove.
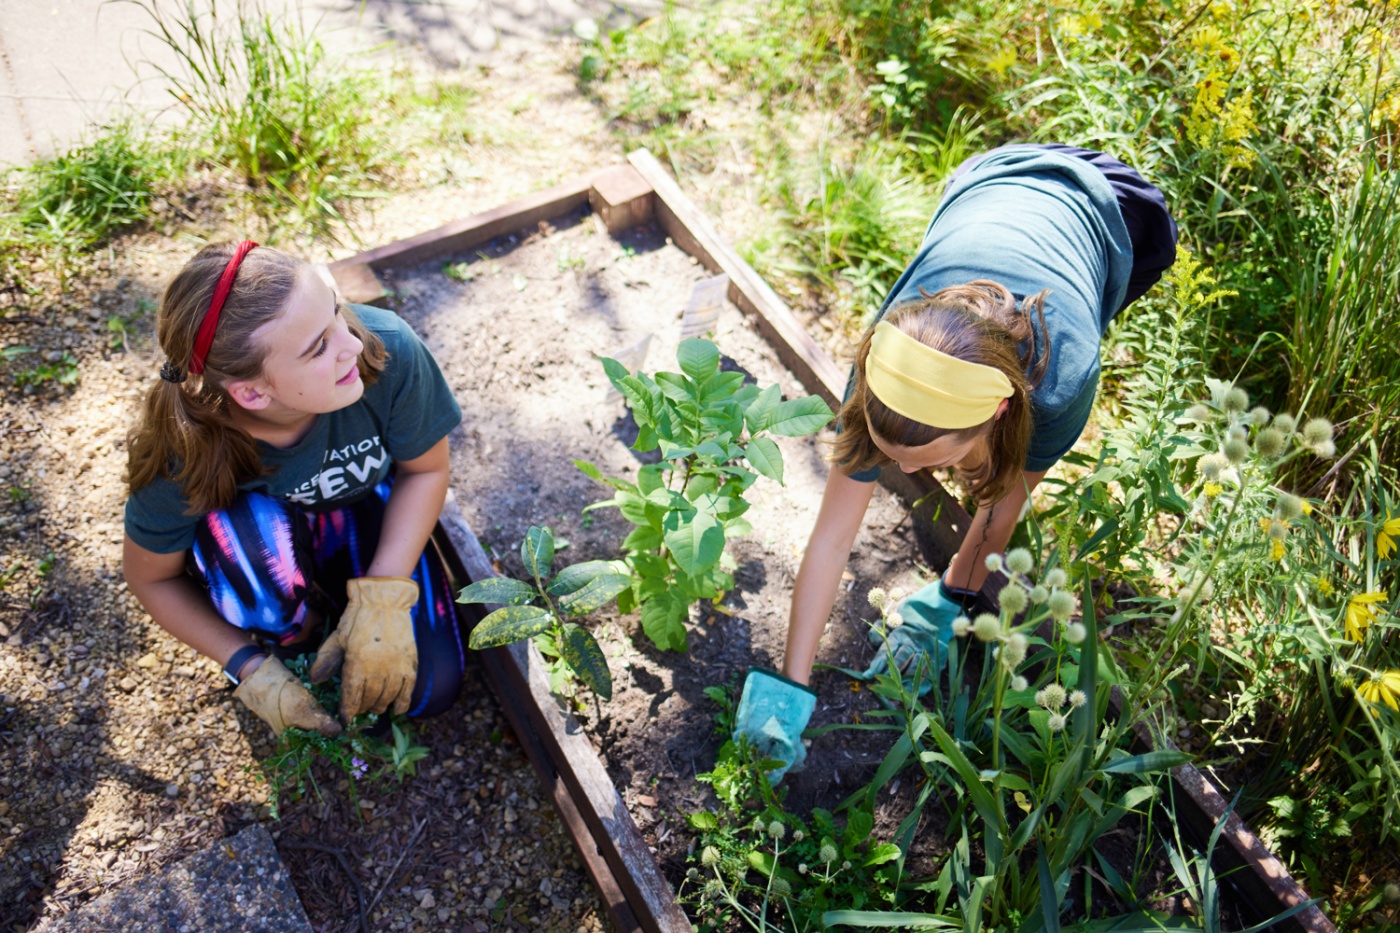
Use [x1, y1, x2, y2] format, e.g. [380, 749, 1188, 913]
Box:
[234, 656, 342, 737]
[308, 576, 419, 721]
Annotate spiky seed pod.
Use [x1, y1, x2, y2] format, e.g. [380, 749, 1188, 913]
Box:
[985, 553, 1005, 573]
[1276, 493, 1304, 521]
[1268, 520, 1289, 541]
[1223, 386, 1249, 413]
[1002, 633, 1028, 669]
[820, 842, 838, 864]
[771, 878, 792, 897]
[866, 587, 887, 609]
[688, 867, 699, 879]
[1005, 548, 1034, 575]
[887, 587, 907, 605]
[885, 610, 903, 628]
[1065, 622, 1087, 645]
[1384, 882, 1400, 905]
[1249, 406, 1272, 426]
[1302, 417, 1333, 446]
[1011, 675, 1029, 691]
[1272, 412, 1296, 434]
[972, 613, 1001, 642]
[1029, 584, 1049, 605]
[1068, 689, 1087, 708]
[1036, 683, 1068, 709]
[998, 583, 1028, 615]
[701, 845, 721, 867]
[1199, 452, 1229, 480]
[1255, 427, 1286, 457]
[841, 861, 852, 871]
[793, 830, 805, 842]
[1047, 589, 1076, 622]
[1223, 437, 1249, 465]
[704, 879, 724, 898]
[1313, 439, 1336, 457]
[1185, 403, 1212, 423]
[1045, 567, 1068, 589]
[798, 863, 808, 875]
[1226, 423, 1248, 444]
[1047, 712, 1068, 732]
[952, 616, 971, 638]
[767, 820, 786, 841]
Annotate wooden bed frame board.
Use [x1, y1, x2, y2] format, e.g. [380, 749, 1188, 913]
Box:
[324, 148, 1333, 933]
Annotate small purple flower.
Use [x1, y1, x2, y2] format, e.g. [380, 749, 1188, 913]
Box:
[350, 757, 368, 780]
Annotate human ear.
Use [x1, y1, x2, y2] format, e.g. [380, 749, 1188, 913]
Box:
[225, 379, 271, 411]
[994, 398, 1010, 420]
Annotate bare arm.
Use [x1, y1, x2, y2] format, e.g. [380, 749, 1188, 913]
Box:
[782, 468, 876, 685]
[123, 537, 264, 677]
[942, 469, 1046, 593]
[365, 436, 451, 579]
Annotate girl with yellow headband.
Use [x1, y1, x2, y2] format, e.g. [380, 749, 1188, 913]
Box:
[733, 144, 1178, 781]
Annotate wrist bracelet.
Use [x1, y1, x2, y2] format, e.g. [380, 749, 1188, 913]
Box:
[223, 645, 268, 686]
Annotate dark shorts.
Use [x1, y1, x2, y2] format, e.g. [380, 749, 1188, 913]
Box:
[189, 479, 465, 718]
[950, 143, 1179, 312]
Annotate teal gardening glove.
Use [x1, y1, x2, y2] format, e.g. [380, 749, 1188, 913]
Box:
[732, 667, 817, 783]
[860, 580, 974, 695]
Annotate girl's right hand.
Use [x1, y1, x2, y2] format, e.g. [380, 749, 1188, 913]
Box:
[234, 655, 342, 737]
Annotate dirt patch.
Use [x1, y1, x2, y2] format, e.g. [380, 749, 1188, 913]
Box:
[387, 209, 936, 891]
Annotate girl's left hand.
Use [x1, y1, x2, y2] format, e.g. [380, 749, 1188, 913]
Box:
[309, 576, 419, 720]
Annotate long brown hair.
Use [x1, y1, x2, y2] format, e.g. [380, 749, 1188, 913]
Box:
[832, 280, 1050, 505]
[127, 243, 387, 514]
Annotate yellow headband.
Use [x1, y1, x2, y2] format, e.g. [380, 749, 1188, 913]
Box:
[866, 321, 1014, 429]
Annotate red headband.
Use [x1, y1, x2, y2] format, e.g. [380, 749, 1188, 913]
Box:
[188, 240, 258, 375]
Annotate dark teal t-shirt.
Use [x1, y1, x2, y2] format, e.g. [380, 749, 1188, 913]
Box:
[125, 306, 463, 553]
[849, 147, 1134, 480]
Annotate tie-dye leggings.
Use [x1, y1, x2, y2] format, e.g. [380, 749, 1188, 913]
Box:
[189, 479, 464, 718]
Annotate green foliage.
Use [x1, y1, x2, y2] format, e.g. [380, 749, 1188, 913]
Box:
[459, 525, 625, 700]
[577, 338, 833, 652]
[249, 656, 428, 820]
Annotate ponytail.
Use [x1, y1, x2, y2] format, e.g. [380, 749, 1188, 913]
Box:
[831, 280, 1049, 505]
[126, 243, 387, 514]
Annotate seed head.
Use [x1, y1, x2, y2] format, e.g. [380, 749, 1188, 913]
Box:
[1036, 683, 1068, 709]
[1045, 567, 1068, 589]
[820, 842, 838, 864]
[1272, 412, 1296, 434]
[998, 583, 1028, 615]
[1047, 589, 1076, 622]
[1302, 417, 1333, 447]
[972, 613, 1001, 642]
[1226, 423, 1248, 444]
[1313, 438, 1336, 457]
[1002, 632, 1028, 669]
[1047, 712, 1068, 732]
[1223, 385, 1249, 413]
[1223, 437, 1249, 465]
[885, 610, 903, 628]
[1249, 406, 1272, 426]
[888, 587, 907, 605]
[687, 867, 699, 879]
[1065, 622, 1087, 645]
[704, 879, 724, 898]
[866, 587, 887, 610]
[771, 878, 791, 897]
[1267, 519, 1289, 541]
[985, 553, 1005, 573]
[1011, 675, 1029, 691]
[1005, 548, 1034, 575]
[952, 616, 971, 637]
[701, 845, 720, 867]
[798, 863, 808, 875]
[1255, 427, 1286, 457]
[767, 820, 785, 841]
[1068, 689, 1087, 708]
[792, 830, 805, 842]
[1385, 881, 1400, 904]
[1276, 493, 1304, 521]
[1185, 403, 1212, 423]
[1029, 584, 1049, 605]
[1198, 452, 1228, 481]
[841, 861, 852, 871]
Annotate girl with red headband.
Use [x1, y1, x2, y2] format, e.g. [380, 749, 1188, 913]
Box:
[733, 144, 1179, 781]
[123, 242, 465, 737]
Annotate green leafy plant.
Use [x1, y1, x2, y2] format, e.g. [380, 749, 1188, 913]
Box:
[576, 337, 833, 652]
[458, 525, 629, 700]
[13, 352, 79, 389]
[249, 656, 429, 820]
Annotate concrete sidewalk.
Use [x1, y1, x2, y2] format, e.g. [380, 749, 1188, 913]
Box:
[0, 0, 659, 168]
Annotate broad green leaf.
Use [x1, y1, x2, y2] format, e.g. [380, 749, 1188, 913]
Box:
[724, 516, 753, 536]
[560, 623, 612, 700]
[687, 810, 718, 831]
[640, 589, 688, 651]
[700, 370, 746, 402]
[743, 383, 780, 433]
[656, 372, 696, 404]
[636, 463, 664, 494]
[763, 396, 834, 436]
[745, 436, 784, 483]
[622, 525, 663, 552]
[456, 577, 537, 606]
[468, 605, 553, 649]
[601, 356, 630, 389]
[863, 842, 901, 868]
[558, 573, 632, 615]
[822, 910, 959, 929]
[663, 509, 724, 577]
[547, 560, 619, 597]
[678, 338, 720, 383]
[520, 526, 554, 580]
[573, 458, 603, 482]
[1098, 750, 1192, 774]
[646, 487, 691, 510]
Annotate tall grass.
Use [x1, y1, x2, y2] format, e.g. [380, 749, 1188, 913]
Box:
[121, 0, 389, 241]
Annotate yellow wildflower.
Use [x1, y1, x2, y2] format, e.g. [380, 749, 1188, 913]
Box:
[1378, 512, 1400, 561]
[1270, 539, 1285, 561]
[988, 47, 1016, 76]
[1317, 577, 1335, 598]
[1357, 670, 1400, 712]
[1345, 591, 1389, 642]
[1301, 500, 1314, 516]
[1204, 481, 1223, 498]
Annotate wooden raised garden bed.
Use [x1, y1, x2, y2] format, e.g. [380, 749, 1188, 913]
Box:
[324, 149, 1335, 933]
